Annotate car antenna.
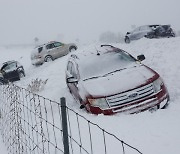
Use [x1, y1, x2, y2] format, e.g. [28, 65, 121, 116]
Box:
[95, 46, 100, 56]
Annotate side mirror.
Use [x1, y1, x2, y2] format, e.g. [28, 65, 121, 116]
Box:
[137, 54, 145, 61]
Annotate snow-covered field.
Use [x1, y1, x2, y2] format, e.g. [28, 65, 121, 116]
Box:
[0, 37, 180, 154]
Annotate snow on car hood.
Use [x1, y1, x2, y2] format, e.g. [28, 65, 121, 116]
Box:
[82, 64, 155, 97]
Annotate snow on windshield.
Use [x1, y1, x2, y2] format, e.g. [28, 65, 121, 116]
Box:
[79, 51, 136, 80]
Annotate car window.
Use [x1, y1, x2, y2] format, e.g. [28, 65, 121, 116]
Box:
[71, 64, 78, 79]
[156, 26, 165, 33]
[67, 61, 77, 78]
[54, 42, 63, 47]
[132, 27, 139, 33]
[46, 43, 54, 49]
[140, 26, 151, 31]
[79, 51, 137, 80]
[67, 61, 73, 73]
[3, 62, 16, 72]
[162, 25, 170, 31]
[38, 47, 43, 53]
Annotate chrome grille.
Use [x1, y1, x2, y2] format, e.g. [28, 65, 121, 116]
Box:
[106, 83, 155, 108]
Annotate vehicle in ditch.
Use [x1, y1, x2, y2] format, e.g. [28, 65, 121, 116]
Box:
[66, 45, 169, 115]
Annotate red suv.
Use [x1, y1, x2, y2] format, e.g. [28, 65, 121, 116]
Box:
[66, 45, 169, 115]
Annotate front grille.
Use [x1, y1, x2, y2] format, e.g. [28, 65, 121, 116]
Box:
[106, 83, 155, 108]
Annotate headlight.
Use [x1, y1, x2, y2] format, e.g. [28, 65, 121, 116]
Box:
[88, 98, 109, 109]
[153, 77, 163, 93]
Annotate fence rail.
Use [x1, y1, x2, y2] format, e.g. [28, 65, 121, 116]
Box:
[0, 83, 142, 154]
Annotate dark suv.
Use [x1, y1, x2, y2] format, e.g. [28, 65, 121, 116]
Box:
[145, 25, 175, 39]
[125, 25, 175, 43]
[0, 60, 25, 84]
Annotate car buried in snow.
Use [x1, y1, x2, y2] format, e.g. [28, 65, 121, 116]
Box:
[65, 45, 169, 115]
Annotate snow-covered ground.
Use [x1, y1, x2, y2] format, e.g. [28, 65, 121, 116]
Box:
[0, 37, 180, 154]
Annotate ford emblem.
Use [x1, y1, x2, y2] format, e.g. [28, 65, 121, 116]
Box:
[128, 93, 138, 99]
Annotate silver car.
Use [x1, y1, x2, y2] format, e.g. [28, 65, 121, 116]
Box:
[31, 41, 77, 65]
[125, 25, 160, 43]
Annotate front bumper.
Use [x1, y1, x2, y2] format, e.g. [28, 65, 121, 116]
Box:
[87, 84, 169, 115]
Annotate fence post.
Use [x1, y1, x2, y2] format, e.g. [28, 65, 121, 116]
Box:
[60, 97, 70, 154]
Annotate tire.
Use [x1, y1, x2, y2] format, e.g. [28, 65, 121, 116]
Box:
[44, 55, 53, 62]
[69, 46, 77, 52]
[125, 37, 130, 44]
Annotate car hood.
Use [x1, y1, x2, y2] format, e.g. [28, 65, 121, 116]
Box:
[81, 64, 156, 97]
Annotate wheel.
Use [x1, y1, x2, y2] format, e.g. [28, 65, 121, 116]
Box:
[44, 55, 53, 62]
[69, 46, 77, 52]
[125, 37, 130, 43]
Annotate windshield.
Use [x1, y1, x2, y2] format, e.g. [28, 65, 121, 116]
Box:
[80, 50, 137, 80]
[2, 62, 16, 72]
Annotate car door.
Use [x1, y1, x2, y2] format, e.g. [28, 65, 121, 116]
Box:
[66, 61, 82, 102]
[53, 42, 67, 58]
[139, 26, 152, 38]
[46, 43, 58, 59]
[130, 27, 141, 40]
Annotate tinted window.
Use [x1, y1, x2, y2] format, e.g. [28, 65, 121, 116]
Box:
[162, 25, 170, 31]
[156, 26, 165, 33]
[38, 47, 43, 53]
[54, 42, 63, 47]
[46, 43, 54, 49]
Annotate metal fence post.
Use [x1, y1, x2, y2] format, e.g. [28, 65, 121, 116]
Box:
[60, 97, 70, 154]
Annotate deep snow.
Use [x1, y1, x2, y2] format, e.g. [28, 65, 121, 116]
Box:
[0, 37, 180, 154]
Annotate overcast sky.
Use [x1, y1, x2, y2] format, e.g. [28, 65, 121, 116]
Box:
[0, 0, 180, 45]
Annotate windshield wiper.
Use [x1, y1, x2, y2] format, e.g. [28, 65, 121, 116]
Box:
[83, 76, 102, 81]
[102, 68, 126, 77]
[83, 68, 127, 81]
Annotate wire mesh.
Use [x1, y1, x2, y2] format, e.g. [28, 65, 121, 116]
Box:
[0, 83, 142, 154]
